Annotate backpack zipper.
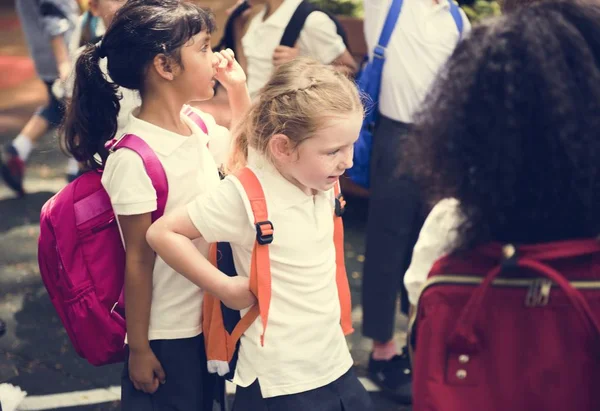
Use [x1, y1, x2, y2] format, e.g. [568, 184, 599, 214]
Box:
[408, 275, 600, 360]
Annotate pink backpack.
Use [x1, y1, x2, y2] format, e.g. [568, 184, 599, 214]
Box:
[38, 109, 208, 366]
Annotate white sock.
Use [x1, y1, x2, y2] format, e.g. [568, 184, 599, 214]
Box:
[66, 157, 80, 175]
[0, 383, 27, 411]
[12, 134, 33, 161]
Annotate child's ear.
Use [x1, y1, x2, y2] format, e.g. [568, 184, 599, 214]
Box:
[152, 54, 177, 81]
[269, 134, 295, 163]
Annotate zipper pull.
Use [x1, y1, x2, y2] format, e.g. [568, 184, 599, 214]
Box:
[539, 279, 552, 306]
[525, 279, 552, 307]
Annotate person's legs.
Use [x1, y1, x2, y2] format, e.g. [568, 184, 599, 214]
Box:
[1, 81, 64, 195]
[361, 116, 423, 403]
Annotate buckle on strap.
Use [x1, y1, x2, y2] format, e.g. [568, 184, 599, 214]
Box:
[373, 45, 386, 59]
[104, 133, 127, 153]
[335, 194, 346, 217]
[255, 221, 274, 245]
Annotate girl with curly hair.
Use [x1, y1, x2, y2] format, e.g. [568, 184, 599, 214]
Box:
[406, 2, 600, 409]
[404, 0, 600, 317]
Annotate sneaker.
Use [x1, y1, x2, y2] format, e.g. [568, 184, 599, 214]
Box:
[0, 144, 25, 196]
[368, 347, 412, 404]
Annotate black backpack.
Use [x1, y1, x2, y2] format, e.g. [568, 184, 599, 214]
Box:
[216, 0, 350, 53]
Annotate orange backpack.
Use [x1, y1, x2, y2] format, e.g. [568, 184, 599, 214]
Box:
[203, 167, 353, 378]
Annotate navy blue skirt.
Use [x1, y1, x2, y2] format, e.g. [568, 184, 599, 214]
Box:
[233, 368, 373, 411]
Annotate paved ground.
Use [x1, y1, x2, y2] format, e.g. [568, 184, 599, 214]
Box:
[0, 3, 410, 410]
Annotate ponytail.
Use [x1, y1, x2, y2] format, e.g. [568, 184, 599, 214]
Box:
[226, 116, 250, 173]
[62, 0, 217, 170]
[61, 44, 120, 170]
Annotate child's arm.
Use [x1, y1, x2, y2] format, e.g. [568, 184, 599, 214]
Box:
[301, 12, 358, 75]
[331, 49, 358, 76]
[118, 213, 166, 394]
[50, 34, 71, 82]
[146, 207, 256, 310]
[404, 198, 462, 305]
[213, 49, 251, 129]
[40, 0, 73, 82]
[272, 46, 357, 75]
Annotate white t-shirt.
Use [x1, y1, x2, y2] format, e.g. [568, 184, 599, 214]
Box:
[242, 0, 347, 98]
[363, 0, 471, 123]
[101, 106, 229, 340]
[186, 149, 353, 398]
[404, 198, 461, 305]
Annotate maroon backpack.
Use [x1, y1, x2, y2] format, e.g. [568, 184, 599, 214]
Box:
[411, 239, 600, 411]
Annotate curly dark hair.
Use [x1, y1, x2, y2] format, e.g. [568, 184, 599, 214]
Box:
[406, 0, 600, 250]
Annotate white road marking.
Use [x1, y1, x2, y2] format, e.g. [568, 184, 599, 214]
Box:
[16, 378, 379, 410]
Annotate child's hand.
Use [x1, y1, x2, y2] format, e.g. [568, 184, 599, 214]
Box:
[214, 49, 247, 91]
[57, 61, 71, 84]
[273, 45, 299, 67]
[222, 276, 256, 310]
[128, 347, 166, 394]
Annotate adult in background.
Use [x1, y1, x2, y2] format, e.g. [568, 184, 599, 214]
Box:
[360, 0, 470, 403]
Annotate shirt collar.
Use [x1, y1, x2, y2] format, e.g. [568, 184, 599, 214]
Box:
[247, 148, 328, 211]
[123, 107, 207, 156]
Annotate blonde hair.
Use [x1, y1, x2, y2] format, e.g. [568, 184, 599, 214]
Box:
[228, 57, 364, 171]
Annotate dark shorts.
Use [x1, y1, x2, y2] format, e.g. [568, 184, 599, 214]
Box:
[121, 334, 222, 411]
[232, 368, 373, 411]
[35, 81, 65, 128]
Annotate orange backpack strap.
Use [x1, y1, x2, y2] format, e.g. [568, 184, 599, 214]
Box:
[334, 182, 354, 335]
[233, 167, 273, 346]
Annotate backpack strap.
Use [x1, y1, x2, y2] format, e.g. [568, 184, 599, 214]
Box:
[231, 167, 272, 346]
[447, 251, 600, 354]
[373, 0, 403, 60]
[183, 106, 209, 135]
[215, 0, 252, 53]
[106, 134, 169, 221]
[334, 182, 354, 335]
[476, 240, 600, 262]
[104, 134, 169, 314]
[447, 0, 464, 38]
[279, 1, 350, 50]
[225, 171, 354, 349]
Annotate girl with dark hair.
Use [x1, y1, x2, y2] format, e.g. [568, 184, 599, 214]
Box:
[404, 0, 600, 305]
[405, 2, 600, 408]
[62, 0, 251, 409]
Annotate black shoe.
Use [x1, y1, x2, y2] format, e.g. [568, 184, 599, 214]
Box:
[0, 144, 25, 196]
[368, 348, 412, 404]
[0, 319, 6, 337]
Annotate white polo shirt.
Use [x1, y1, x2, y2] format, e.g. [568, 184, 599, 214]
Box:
[186, 150, 353, 398]
[242, 0, 347, 98]
[101, 106, 229, 341]
[404, 198, 461, 305]
[363, 0, 471, 123]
